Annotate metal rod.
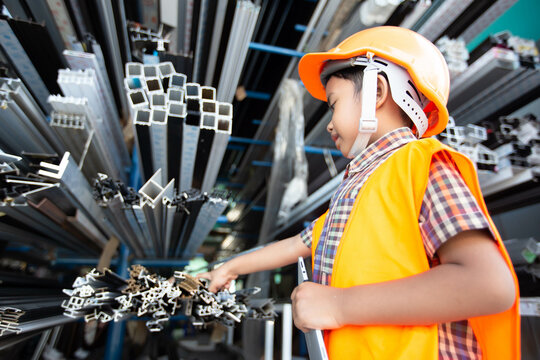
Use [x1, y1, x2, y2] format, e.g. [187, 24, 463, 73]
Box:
[282, 304, 292, 360]
[264, 320, 274, 360]
[104, 245, 129, 360]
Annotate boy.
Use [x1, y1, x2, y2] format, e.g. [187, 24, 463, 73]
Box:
[198, 27, 519, 359]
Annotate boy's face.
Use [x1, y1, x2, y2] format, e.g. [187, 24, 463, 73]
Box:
[325, 76, 363, 158]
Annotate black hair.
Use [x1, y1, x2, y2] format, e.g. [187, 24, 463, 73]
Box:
[323, 66, 413, 128]
[322, 67, 364, 97]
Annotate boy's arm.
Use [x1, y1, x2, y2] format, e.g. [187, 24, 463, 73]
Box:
[291, 229, 516, 332]
[199, 233, 311, 292]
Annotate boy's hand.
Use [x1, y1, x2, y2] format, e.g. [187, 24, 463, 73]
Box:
[291, 282, 344, 333]
[196, 265, 238, 293]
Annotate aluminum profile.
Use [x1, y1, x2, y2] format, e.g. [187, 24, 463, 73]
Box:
[185, 83, 201, 98]
[169, 102, 187, 118]
[162, 196, 176, 256]
[448, 47, 520, 110]
[192, 113, 217, 190]
[200, 86, 216, 101]
[167, 88, 185, 103]
[126, 62, 144, 77]
[158, 62, 175, 78]
[0, 201, 90, 254]
[0, 78, 64, 154]
[48, 95, 120, 180]
[143, 64, 159, 78]
[132, 202, 155, 256]
[145, 77, 164, 94]
[139, 169, 175, 256]
[183, 196, 228, 258]
[0, 95, 51, 154]
[181, 111, 201, 191]
[128, 89, 149, 110]
[169, 73, 187, 89]
[166, 114, 185, 187]
[63, 50, 118, 121]
[204, 0, 228, 85]
[201, 116, 232, 193]
[0, 20, 51, 112]
[124, 77, 143, 91]
[36, 152, 113, 247]
[57, 69, 129, 179]
[151, 93, 167, 109]
[134, 109, 154, 182]
[216, 1, 260, 103]
[150, 109, 169, 183]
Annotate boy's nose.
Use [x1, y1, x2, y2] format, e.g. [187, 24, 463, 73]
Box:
[327, 121, 333, 133]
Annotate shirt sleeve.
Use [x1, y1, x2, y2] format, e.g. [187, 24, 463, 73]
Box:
[419, 151, 495, 263]
[300, 218, 316, 248]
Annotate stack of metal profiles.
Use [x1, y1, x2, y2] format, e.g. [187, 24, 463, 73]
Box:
[125, 61, 233, 194]
[93, 173, 228, 258]
[1, 151, 115, 256]
[0, 77, 64, 158]
[62, 266, 275, 332]
[56, 68, 130, 182]
[449, 35, 540, 126]
[215, 1, 260, 103]
[0, 271, 70, 339]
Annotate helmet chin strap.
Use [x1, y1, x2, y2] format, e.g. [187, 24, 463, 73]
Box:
[347, 52, 379, 158]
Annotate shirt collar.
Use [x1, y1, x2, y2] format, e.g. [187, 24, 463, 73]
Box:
[346, 127, 417, 176]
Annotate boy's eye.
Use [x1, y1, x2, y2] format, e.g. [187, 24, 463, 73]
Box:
[329, 102, 335, 112]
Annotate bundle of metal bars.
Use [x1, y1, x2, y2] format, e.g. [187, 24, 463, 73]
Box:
[93, 173, 229, 258]
[216, 1, 260, 103]
[0, 77, 64, 157]
[1, 151, 115, 255]
[0, 272, 71, 338]
[62, 265, 275, 332]
[125, 61, 233, 193]
[448, 33, 540, 126]
[56, 68, 130, 182]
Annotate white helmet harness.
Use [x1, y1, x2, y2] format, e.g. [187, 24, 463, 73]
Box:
[321, 53, 430, 158]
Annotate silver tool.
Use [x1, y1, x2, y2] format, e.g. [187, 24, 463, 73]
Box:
[297, 257, 329, 360]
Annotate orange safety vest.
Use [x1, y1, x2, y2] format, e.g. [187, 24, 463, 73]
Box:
[311, 138, 520, 360]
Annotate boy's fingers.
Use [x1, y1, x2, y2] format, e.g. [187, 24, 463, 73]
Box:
[196, 272, 211, 280]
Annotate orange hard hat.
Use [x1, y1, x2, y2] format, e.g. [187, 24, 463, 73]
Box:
[298, 26, 450, 137]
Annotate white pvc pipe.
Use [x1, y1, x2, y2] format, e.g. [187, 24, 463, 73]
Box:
[282, 303, 292, 360]
[264, 320, 274, 360]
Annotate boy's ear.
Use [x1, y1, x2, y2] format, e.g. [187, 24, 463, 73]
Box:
[376, 74, 390, 109]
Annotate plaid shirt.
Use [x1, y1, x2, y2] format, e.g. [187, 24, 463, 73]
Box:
[300, 127, 492, 360]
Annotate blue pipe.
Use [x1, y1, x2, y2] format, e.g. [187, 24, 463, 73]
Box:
[252, 119, 262, 125]
[229, 136, 271, 146]
[294, 24, 328, 36]
[245, 90, 271, 100]
[217, 215, 229, 224]
[252, 161, 273, 167]
[5, 246, 32, 252]
[251, 205, 266, 212]
[226, 144, 246, 151]
[304, 145, 342, 157]
[249, 42, 306, 58]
